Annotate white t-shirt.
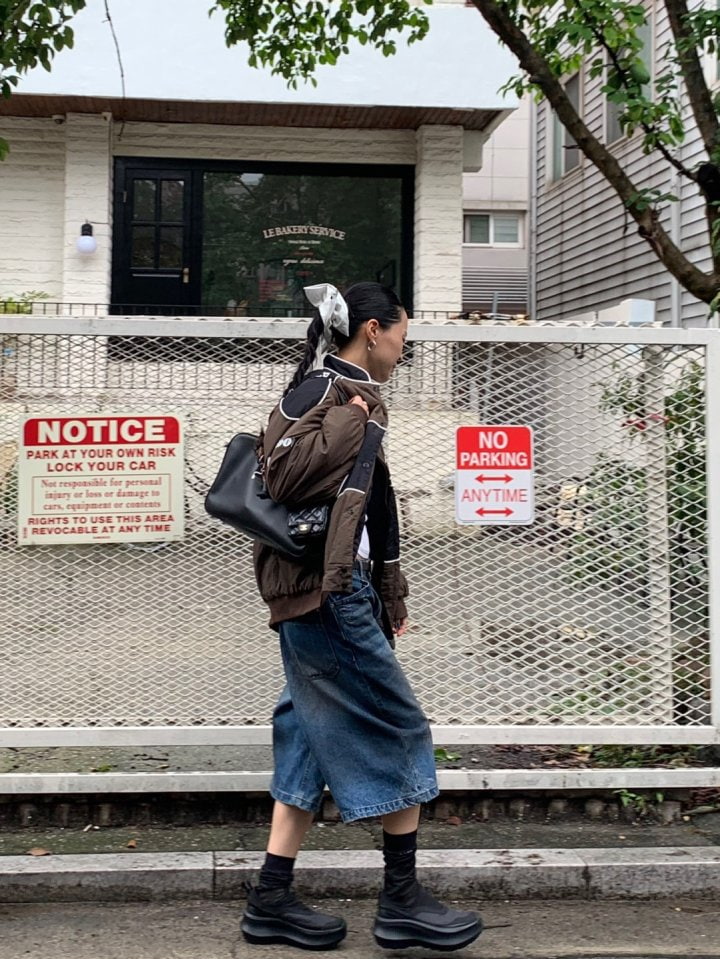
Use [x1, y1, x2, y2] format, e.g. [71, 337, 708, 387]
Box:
[357, 524, 371, 560]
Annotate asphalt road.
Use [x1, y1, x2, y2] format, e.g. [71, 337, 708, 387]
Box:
[1, 899, 719, 958]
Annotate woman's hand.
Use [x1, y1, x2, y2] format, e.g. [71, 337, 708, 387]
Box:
[393, 617, 408, 638]
[349, 395, 369, 416]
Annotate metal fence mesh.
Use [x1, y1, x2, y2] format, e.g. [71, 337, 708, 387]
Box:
[0, 323, 710, 729]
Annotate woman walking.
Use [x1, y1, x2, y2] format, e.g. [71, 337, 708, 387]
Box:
[242, 281, 483, 951]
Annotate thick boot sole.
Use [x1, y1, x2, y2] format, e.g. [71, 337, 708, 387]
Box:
[241, 912, 347, 951]
[373, 915, 483, 952]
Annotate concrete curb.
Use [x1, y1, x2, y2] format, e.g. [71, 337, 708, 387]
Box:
[1, 847, 720, 903]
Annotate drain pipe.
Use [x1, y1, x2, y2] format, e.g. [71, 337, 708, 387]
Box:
[529, 96, 538, 322]
[670, 169, 681, 327]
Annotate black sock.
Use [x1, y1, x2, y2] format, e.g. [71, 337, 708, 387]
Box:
[382, 829, 418, 901]
[383, 829, 418, 854]
[258, 852, 295, 892]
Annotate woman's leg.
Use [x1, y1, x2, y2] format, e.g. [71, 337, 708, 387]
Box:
[267, 800, 314, 857]
[376, 807, 483, 951]
[242, 685, 346, 950]
[382, 805, 420, 835]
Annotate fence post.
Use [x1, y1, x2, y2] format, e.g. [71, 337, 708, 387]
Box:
[642, 344, 674, 721]
[706, 337, 720, 734]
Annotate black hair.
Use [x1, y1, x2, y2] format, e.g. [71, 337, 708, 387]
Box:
[283, 282, 404, 396]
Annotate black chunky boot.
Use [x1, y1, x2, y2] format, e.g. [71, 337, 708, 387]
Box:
[241, 885, 347, 951]
[374, 881, 483, 951]
[373, 831, 482, 951]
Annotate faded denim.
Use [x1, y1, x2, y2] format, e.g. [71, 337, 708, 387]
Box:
[271, 569, 439, 822]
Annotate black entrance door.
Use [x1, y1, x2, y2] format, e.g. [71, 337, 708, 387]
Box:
[111, 162, 201, 312]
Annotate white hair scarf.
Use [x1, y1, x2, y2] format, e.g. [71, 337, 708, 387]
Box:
[304, 282, 350, 364]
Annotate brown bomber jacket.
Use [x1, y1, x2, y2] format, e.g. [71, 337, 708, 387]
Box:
[253, 354, 408, 641]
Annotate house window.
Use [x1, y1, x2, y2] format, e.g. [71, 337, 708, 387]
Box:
[463, 212, 522, 246]
[551, 73, 581, 180]
[606, 16, 653, 143]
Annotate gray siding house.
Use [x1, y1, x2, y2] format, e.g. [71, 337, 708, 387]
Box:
[531, 0, 713, 327]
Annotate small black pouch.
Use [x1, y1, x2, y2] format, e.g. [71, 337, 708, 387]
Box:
[287, 503, 330, 541]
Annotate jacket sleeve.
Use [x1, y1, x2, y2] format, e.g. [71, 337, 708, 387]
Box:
[394, 567, 409, 622]
[264, 403, 367, 506]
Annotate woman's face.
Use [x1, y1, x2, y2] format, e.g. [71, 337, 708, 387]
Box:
[367, 310, 409, 383]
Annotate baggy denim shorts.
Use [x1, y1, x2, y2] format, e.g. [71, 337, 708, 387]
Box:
[271, 568, 439, 822]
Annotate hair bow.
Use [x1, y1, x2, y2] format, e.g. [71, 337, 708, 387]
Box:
[304, 283, 350, 363]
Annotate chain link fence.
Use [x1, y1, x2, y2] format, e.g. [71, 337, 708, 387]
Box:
[0, 317, 716, 739]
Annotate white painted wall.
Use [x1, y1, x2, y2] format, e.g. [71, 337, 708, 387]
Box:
[114, 123, 416, 165]
[17, 1, 516, 113]
[0, 118, 65, 301]
[464, 98, 530, 216]
[0, 115, 113, 304]
[462, 98, 530, 310]
[62, 114, 113, 304]
[415, 126, 464, 312]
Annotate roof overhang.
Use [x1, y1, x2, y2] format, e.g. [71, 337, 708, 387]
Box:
[0, 94, 504, 132]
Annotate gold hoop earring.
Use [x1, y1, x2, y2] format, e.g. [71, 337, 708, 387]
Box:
[368, 341, 376, 352]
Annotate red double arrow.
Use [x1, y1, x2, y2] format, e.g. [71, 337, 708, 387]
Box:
[475, 474, 513, 484]
[476, 507, 514, 517]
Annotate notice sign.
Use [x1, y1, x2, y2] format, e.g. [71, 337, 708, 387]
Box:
[456, 425, 534, 525]
[18, 415, 184, 545]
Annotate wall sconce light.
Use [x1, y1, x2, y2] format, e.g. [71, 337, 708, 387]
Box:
[76, 221, 97, 255]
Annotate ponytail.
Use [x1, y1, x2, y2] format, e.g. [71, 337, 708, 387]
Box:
[283, 281, 404, 397]
[283, 310, 324, 397]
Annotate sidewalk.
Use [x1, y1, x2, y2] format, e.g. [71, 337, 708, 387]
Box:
[3, 899, 720, 959]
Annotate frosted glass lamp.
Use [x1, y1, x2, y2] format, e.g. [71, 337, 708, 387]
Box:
[76, 222, 97, 255]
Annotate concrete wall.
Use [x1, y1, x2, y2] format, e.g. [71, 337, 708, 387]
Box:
[462, 98, 530, 312]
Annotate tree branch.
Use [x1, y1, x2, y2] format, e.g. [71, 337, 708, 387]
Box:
[663, 0, 719, 158]
[471, 0, 719, 304]
[594, 27, 696, 184]
[663, 0, 720, 272]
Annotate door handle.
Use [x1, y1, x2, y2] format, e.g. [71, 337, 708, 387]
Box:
[182, 267, 190, 284]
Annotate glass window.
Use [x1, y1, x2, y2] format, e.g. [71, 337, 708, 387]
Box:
[606, 16, 652, 143]
[466, 214, 490, 244]
[201, 171, 405, 312]
[158, 227, 183, 269]
[493, 215, 520, 244]
[131, 225, 155, 267]
[463, 213, 521, 246]
[563, 74, 580, 172]
[161, 180, 185, 222]
[133, 180, 156, 221]
[552, 73, 580, 180]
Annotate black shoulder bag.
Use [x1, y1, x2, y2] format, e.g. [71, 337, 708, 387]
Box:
[204, 383, 352, 559]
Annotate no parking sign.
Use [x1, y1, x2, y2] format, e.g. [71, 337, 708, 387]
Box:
[455, 425, 535, 525]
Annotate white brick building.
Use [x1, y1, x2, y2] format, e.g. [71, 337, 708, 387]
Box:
[0, 0, 517, 318]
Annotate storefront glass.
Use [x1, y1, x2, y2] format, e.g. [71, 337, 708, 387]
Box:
[201, 171, 406, 314]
